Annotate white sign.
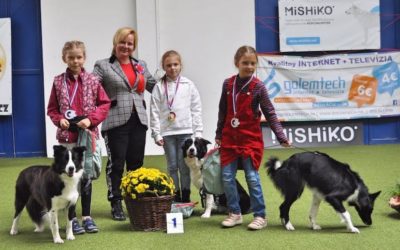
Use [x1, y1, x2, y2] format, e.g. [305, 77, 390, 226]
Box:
[0, 18, 12, 115]
[257, 51, 400, 121]
[278, 0, 380, 52]
[166, 213, 184, 234]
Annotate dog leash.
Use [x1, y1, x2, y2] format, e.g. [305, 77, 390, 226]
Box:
[264, 144, 319, 154]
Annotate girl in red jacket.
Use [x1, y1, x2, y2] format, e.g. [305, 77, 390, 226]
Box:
[47, 40, 110, 234]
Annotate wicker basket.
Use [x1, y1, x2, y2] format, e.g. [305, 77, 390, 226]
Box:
[124, 195, 174, 231]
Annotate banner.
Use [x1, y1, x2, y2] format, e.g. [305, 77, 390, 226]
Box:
[257, 52, 400, 121]
[278, 0, 380, 52]
[0, 18, 12, 115]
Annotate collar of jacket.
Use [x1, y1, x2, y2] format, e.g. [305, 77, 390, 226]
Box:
[109, 55, 139, 64]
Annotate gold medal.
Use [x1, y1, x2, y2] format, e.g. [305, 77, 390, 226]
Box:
[168, 112, 176, 122]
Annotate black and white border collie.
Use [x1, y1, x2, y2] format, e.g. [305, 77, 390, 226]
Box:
[182, 137, 250, 218]
[266, 152, 380, 233]
[10, 145, 85, 243]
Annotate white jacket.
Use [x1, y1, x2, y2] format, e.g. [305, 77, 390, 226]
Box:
[150, 76, 203, 142]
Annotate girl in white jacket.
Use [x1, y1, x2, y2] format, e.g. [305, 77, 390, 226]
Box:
[150, 50, 203, 202]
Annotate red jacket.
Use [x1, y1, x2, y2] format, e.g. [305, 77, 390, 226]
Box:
[47, 68, 110, 143]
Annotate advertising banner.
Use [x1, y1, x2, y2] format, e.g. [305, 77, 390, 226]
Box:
[0, 18, 12, 115]
[257, 51, 400, 121]
[278, 0, 380, 52]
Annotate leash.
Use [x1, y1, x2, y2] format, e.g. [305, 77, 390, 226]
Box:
[264, 144, 320, 154]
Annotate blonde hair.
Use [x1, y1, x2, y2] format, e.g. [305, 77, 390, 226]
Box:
[160, 50, 182, 81]
[234, 45, 258, 66]
[112, 27, 138, 55]
[161, 50, 182, 69]
[62, 40, 86, 60]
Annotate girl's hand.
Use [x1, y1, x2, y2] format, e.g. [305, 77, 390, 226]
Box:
[60, 119, 69, 130]
[156, 139, 164, 146]
[280, 141, 292, 148]
[77, 118, 91, 129]
[215, 139, 221, 146]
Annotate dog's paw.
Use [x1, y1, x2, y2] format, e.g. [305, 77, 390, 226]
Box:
[34, 224, 44, 233]
[9, 228, 18, 235]
[348, 227, 360, 234]
[282, 219, 295, 231]
[66, 234, 75, 241]
[53, 237, 64, 244]
[311, 224, 322, 230]
[201, 213, 211, 219]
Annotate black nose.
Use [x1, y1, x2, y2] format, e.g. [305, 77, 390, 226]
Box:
[189, 148, 194, 153]
[68, 167, 74, 173]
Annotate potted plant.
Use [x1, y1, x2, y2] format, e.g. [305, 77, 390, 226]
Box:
[389, 180, 400, 213]
[120, 167, 175, 231]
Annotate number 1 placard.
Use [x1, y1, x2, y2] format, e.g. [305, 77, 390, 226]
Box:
[166, 213, 184, 234]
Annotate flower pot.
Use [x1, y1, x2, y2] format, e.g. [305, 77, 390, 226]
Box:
[124, 195, 174, 231]
[389, 195, 400, 213]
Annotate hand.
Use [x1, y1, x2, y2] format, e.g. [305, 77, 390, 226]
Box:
[77, 118, 91, 129]
[280, 141, 292, 148]
[215, 139, 221, 146]
[60, 119, 70, 130]
[156, 139, 164, 146]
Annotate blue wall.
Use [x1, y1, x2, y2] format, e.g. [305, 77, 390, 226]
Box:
[0, 0, 46, 157]
[255, 0, 400, 145]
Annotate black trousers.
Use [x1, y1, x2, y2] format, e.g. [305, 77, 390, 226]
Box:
[72, 178, 92, 217]
[103, 113, 147, 202]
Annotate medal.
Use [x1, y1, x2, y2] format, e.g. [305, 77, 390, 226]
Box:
[168, 112, 176, 122]
[164, 77, 180, 122]
[65, 109, 77, 119]
[231, 75, 253, 128]
[63, 72, 79, 119]
[231, 117, 240, 128]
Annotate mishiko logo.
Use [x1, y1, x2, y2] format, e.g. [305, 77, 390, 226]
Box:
[284, 5, 335, 16]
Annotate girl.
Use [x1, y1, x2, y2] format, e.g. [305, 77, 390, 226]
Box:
[150, 50, 203, 202]
[215, 45, 290, 230]
[47, 41, 110, 234]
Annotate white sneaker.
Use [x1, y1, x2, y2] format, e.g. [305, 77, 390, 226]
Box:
[248, 217, 267, 230]
[221, 213, 243, 227]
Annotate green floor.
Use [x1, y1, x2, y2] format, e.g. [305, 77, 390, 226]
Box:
[0, 144, 399, 249]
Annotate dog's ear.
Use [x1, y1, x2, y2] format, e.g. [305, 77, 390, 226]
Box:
[53, 145, 67, 157]
[73, 146, 87, 155]
[369, 191, 381, 202]
[202, 138, 212, 145]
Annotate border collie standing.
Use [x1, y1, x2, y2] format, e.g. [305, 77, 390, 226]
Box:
[266, 152, 380, 233]
[182, 137, 250, 218]
[10, 145, 85, 243]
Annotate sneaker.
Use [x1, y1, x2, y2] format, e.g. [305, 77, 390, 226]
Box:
[83, 218, 99, 233]
[111, 200, 126, 221]
[248, 217, 267, 230]
[72, 218, 85, 235]
[221, 213, 243, 227]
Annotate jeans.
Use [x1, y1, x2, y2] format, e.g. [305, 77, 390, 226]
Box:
[163, 134, 192, 192]
[222, 157, 266, 218]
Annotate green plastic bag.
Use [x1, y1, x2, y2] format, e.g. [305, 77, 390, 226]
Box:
[78, 129, 102, 180]
[202, 148, 224, 195]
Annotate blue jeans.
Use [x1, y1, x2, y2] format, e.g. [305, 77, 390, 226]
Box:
[222, 157, 266, 218]
[163, 134, 192, 192]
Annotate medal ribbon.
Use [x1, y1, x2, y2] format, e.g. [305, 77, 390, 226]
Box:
[232, 75, 253, 116]
[163, 76, 180, 111]
[63, 73, 79, 108]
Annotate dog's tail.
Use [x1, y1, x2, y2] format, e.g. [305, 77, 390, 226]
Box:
[265, 156, 281, 176]
[265, 156, 305, 199]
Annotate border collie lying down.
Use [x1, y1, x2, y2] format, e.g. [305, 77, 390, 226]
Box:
[266, 152, 380, 233]
[182, 137, 251, 218]
[10, 145, 85, 243]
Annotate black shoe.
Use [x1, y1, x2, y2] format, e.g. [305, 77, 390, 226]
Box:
[182, 189, 191, 202]
[111, 200, 126, 221]
[174, 190, 182, 202]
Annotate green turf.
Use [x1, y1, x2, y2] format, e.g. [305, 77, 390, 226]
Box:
[0, 145, 399, 249]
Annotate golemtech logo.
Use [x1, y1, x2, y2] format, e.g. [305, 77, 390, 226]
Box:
[262, 68, 281, 99]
